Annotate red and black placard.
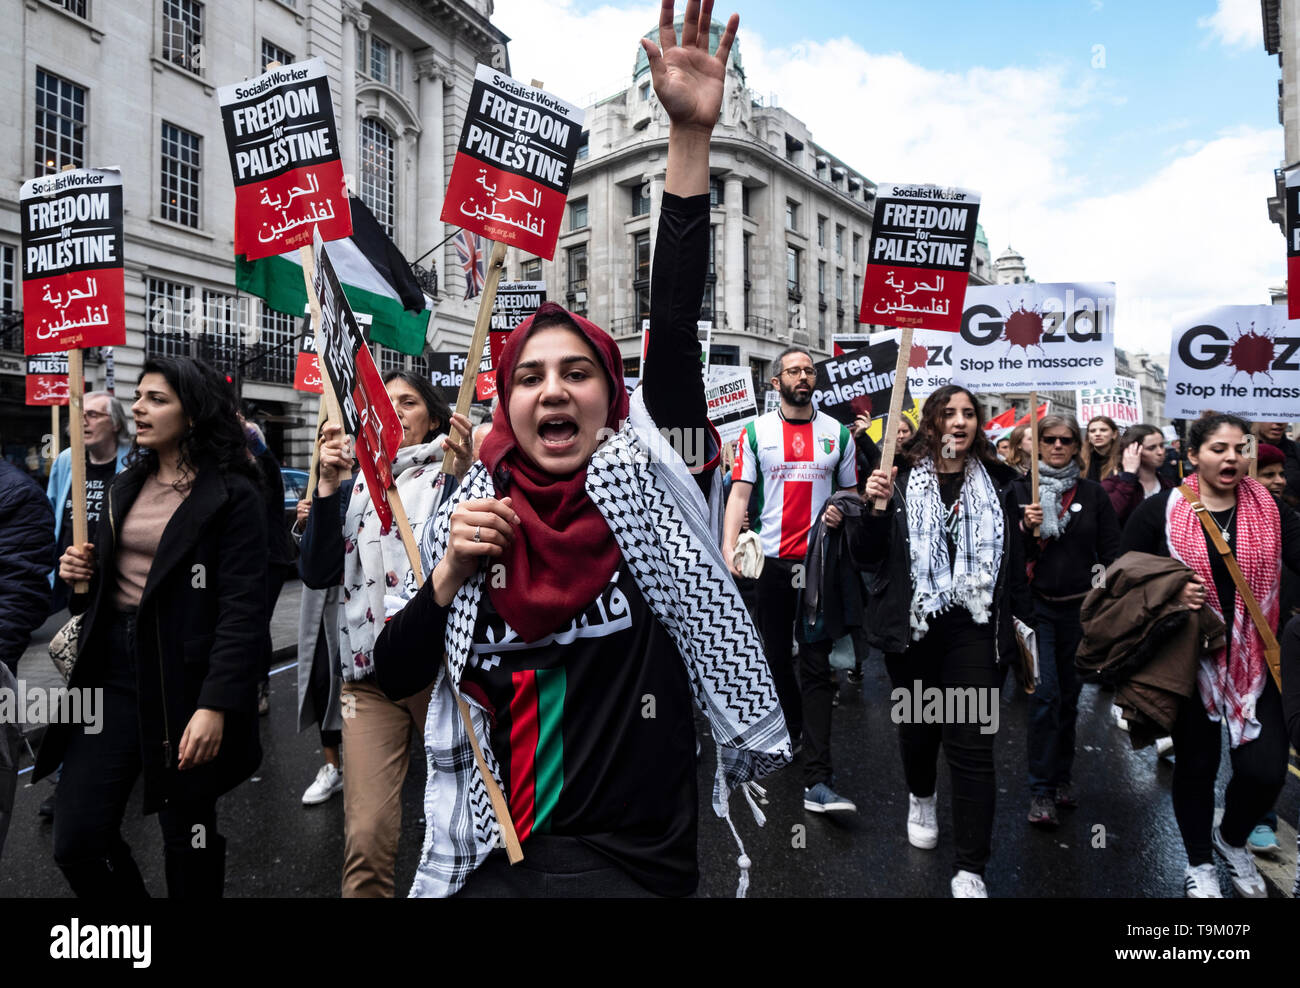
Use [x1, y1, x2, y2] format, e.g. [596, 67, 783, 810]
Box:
[220, 58, 352, 260]
[860, 182, 981, 333]
[20, 168, 126, 355]
[25, 354, 83, 405]
[441, 67, 585, 261]
[293, 316, 323, 393]
[1287, 168, 1300, 321]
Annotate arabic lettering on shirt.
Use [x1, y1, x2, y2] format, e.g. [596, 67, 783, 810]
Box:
[468, 578, 633, 666]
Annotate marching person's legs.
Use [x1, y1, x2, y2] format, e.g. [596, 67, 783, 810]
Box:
[756, 557, 802, 741]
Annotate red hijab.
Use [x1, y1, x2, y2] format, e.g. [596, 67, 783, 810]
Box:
[477, 302, 630, 642]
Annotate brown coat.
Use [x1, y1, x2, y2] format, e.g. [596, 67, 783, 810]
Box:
[1076, 551, 1226, 746]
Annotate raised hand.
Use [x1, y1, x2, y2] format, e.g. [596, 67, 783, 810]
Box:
[642, 0, 739, 134]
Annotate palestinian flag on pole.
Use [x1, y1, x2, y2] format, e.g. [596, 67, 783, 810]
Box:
[984, 402, 1049, 443]
[236, 195, 431, 355]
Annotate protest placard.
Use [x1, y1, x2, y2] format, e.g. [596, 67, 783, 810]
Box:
[293, 318, 322, 393]
[704, 366, 758, 443]
[220, 58, 352, 260]
[21, 168, 125, 355]
[1076, 376, 1141, 428]
[764, 389, 780, 414]
[810, 337, 908, 426]
[856, 327, 954, 400]
[1288, 168, 1300, 321]
[1164, 305, 1300, 420]
[25, 354, 80, 405]
[314, 231, 404, 533]
[442, 67, 585, 261]
[860, 183, 981, 333]
[478, 281, 545, 400]
[950, 282, 1116, 391]
[429, 352, 470, 393]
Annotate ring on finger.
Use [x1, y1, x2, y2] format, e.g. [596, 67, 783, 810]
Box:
[473, 525, 482, 543]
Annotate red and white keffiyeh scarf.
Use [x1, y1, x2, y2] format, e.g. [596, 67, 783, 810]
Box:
[1165, 475, 1280, 747]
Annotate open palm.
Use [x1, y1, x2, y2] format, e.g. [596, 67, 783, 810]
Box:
[642, 0, 739, 131]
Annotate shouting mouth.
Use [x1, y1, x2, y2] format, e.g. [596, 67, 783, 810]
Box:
[538, 415, 579, 450]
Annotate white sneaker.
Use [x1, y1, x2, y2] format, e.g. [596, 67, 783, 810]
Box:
[951, 870, 987, 897]
[1155, 736, 1175, 759]
[1212, 827, 1267, 897]
[302, 763, 343, 805]
[907, 793, 938, 849]
[1111, 705, 1130, 732]
[1183, 862, 1222, 898]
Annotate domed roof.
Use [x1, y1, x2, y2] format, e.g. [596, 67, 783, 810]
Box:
[996, 245, 1024, 263]
[633, 20, 744, 84]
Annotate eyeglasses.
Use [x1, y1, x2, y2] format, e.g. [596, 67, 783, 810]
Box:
[780, 367, 817, 379]
[83, 410, 109, 421]
[1041, 435, 1076, 446]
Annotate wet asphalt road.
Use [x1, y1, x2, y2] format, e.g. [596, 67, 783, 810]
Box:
[3, 638, 1298, 898]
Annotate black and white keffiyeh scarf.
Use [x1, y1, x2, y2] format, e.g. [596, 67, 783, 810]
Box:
[1036, 461, 1080, 539]
[905, 455, 1004, 639]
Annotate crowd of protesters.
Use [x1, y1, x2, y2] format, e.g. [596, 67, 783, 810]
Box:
[4, 0, 1300, 901]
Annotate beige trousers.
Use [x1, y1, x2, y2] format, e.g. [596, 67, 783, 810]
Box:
[340, 678, 431, 898]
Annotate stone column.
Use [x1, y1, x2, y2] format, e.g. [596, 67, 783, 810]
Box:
[341, 3, 370, 181]
[724, 174, 744, 331]
[416, 58, 449, 261]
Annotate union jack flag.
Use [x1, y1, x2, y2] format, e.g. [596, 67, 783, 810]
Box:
[453, 230, 486, 299]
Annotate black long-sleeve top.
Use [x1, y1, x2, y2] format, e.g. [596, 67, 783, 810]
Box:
[297, 476, 354, 589]
[1012, 475, 1121, 599]
[1122, 488, 1300, 643]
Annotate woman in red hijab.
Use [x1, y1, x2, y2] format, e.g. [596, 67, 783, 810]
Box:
[375, 0, 789, 898]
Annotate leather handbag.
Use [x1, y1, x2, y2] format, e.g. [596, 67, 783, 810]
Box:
[48, 613, 82, 684]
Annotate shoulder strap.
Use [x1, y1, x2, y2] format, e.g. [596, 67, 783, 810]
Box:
[1176, 485, 1281, 690]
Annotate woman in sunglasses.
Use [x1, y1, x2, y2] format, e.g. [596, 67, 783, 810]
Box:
[1017, 415, 1121, 828]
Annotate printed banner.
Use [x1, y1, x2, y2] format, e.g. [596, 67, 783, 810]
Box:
[429, 351, 471, 393]
[704, 365, 758, 443]
[1164, 305, 1300, 420]
[442, 66, 585, 260]
[860, 183, 980, 332]
[810, 338, 908, 426]
[950, 282, 1116, 391]
[221, 58, 352, 259]
[478, 280, 545, 400]
[865, 395, 920, 444]
[764, 389, 780, 414]
[1288, 168, 1300, 321]
[845, 328, 954, 400]
[293, 317, 322, 393]
[314, 230, 403, 531]
[21, 168, 126, 354]
[25, 354, 80, 405]
[1076, 376, 1142, 428]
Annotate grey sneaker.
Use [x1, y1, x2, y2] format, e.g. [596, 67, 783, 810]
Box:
[804, 782, 856, 814]
[1212, 827, 1267, 897]
[1184, 863, 1223, 898]
[1027, 793, 1058, 828]
[951, 870, 987, 897]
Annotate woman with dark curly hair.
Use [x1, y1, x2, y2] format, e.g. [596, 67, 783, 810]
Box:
[38, 356, 269, 898]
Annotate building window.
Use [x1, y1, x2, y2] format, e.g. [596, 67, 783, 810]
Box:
[261, 39, 295, 71]
[1, 244, 16, 313]
[835, 224, 844, 255]
[852, 274, 860, 323]
[160, 122, 201, 228]
[34, 69, 86, 175]
[372, 342, 406, 375]
[631, 183, 651, 216]
[709, 177, 724, 207]
[639, 81, 650, 101]
[576, 131, 589, 160]
[742, 233, 752, 327]
[785, 200, 799, 232]
[852, 233, 861, 263]
[817, 261, 826, 301]
[370, 36, 391, 85]
[197, 290, 249, 373]
[359, 117, 394, 235]
[701, 225, 716, 321]
[569, 196, 588, 230]
[816, 215, 826, 247]
[55, 0, 88, 16]
[742, 186, 751, 216]
[633, 232, 650, 322]
[146, 278, 194, 356]
[162, 0, 204, 74]
[250, 306, 295, 384]
[787, 245, 801, 297]
[521, 257, 542, 281]
[566, 244, 588, 315]
[835, 270, 844, 329]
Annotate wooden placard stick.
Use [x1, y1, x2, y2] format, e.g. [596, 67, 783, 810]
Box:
[298, 244, 343, 427]
[1029, 390, 1041, 537]
[872, 327, 914, 514]
[51, 405, 60, 462]
[441, 238, 507, 473]
[385, 488, 425, 586]
[68, 346, 88, 592]
[305, 396, 328, 500]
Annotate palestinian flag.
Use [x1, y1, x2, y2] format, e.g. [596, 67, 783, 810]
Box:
[984, 402, 1049, 443]
[236, 195, 431, 355]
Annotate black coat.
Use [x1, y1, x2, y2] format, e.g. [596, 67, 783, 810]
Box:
[0, 460, 55, 674]
[34, 463, 267, 813]
[1011, 474, 1121, 600]
[854, 456, 1033, 659]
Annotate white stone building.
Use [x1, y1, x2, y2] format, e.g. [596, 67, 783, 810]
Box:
[0, 0, 508, 471]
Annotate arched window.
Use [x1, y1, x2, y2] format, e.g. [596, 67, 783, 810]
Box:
[359, 117, 395, 234]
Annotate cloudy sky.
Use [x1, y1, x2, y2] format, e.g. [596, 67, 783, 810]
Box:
[492, 0, 1284, 356]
